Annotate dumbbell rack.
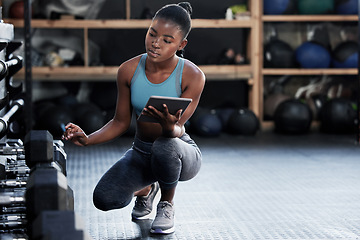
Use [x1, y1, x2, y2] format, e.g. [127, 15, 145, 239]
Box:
[1, 132, 91, 240]
[0, 139, 28, 238]
[1, 6, 90, 239]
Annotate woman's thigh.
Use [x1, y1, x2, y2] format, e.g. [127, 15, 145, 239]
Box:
[93, 148, 156, 210]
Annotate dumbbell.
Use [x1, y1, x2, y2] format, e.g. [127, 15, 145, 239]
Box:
[0, 213, 27, 230]
[0, 99, 25, 139]
[5, 166, 30, 180]
[32, 211, 92, 240]
[53, 140, 67, 176]
[0, 140, 28, 180]
[0, 138, 25, 155]
[0, 179, 27, 188]
[1, 205, 26, 214]
[0, 55, 23, 80]
[24, 130, 74, 237]
[24, 130, 66, 175]
[0, 191, 25, 206]
[0, 42, 8, 52]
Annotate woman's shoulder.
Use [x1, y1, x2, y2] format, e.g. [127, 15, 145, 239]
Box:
[119, 54, 144, 69]
[182, 58, 205, 81]
[117, 54, 144, 81]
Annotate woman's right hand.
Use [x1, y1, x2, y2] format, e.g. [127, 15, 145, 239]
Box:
[62, 123, 89, 146]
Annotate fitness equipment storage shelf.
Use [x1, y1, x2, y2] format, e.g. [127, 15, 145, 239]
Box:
[5, 18, 254, 29]
[6, 18, 254, 82]
[262, 15, 358, 22]
[4, 0, 262, 117]
[258, 13, 359, 121]
[12, 65, 252, 81]
[262, 68, 357, 76]
[261, 14, 358, 77]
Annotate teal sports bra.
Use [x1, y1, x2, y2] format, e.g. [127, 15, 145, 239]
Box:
[130, 54, 184, 116]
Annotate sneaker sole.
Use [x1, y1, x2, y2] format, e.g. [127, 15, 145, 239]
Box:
[131, 185, 160, 221]
[131, 212, 152, 221]
[150, 226, 175, 235]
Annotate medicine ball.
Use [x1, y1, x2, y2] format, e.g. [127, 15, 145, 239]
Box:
[227, 108, 259, 136]
[335, 0, 358, 14]
[332, 41, 358, 68]
[73, 103, 105, 134]
[264, 39, 296, 68]
[319, 98, 357, 134]
[298, 0, 334, 14]
[55, 94, 78, 107]
[274, 99, 313, 134]
[264, 93, 291, 119]
[295, 42, 331, 68]
[190, 108, 222, 137]
[9, 1, 25, 19]
[216, 107, 236, 126]
[306, 94, 327, 120]
[264, 0, 296, 15]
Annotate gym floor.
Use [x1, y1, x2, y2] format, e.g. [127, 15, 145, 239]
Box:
[65, 130, 360, 240]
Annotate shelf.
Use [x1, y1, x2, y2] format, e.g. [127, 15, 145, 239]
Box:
[262, 68, 358, 76]
[13, 65, 252, 82]
[4, 18, 253, 29]
[3, 1, 260, 116]
[262, 15, 358, 22]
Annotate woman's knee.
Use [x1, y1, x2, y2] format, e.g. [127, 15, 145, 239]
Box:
[92, 182, 132, 211]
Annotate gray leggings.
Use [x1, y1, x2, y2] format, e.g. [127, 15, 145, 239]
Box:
[93, 133, 202, 211]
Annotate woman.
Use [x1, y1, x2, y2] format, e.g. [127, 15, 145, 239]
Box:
[63, 2, 205, 234]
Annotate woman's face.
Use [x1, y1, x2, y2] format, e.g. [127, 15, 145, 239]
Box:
[145, 18, 187, 62]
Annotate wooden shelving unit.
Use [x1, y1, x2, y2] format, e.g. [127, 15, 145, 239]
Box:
[4, 0, 262, 116]
[259, 8, 358, 121]
[262, 15, 358, 22]
[12, 65, 252, 81]
[262, 68, 358, 76]
[9, 1, 357, 123]
[5, 18, 255, 81]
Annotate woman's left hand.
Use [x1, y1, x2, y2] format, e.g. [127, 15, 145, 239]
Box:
[144, 104, 182, 133]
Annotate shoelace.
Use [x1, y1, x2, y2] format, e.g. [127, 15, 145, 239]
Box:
[157, 202, 172, 219]
[134, 197, 147, 208]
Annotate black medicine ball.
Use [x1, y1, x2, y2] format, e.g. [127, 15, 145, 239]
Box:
[274, 99, 313, 134]
[264, 39, 296, 68]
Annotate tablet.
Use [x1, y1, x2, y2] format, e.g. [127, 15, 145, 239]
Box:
[137, 96, 192, 122]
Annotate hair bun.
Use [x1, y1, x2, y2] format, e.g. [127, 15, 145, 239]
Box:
[178, 2, 193, 16]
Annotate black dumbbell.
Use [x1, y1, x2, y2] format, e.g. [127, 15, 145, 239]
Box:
[24, 130, 66, 175]
[53, 140, 67, 176]
[32, 211, 92, 240]
[24, 130, 74, 237]
[24, 130, 54, 169]
[25, 167, 73, 219]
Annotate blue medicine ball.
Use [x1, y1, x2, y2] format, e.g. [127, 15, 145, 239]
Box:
[332, 41, 358, 68]
[190, 108, 222, 137]
[336, 0, 358, 14]
[264, 0, 296, 15]
[295, 42, 331, 68]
